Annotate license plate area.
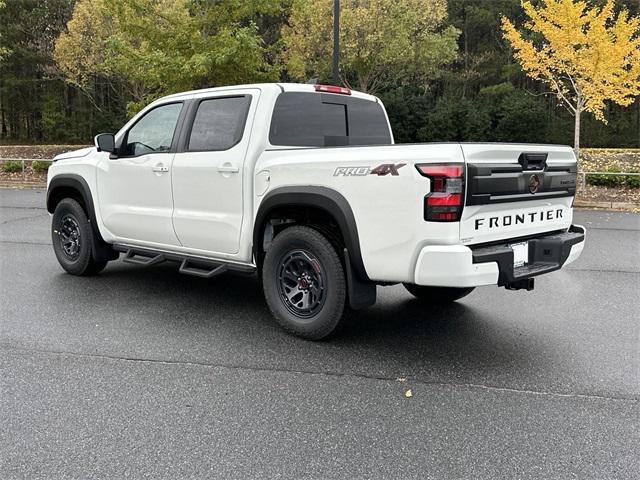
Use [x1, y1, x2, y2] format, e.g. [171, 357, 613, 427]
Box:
[510, 241, 529, 267]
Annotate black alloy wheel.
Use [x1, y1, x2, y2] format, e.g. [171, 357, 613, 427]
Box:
[262, 226, 347, 340]
[57, 214, 82, 260]
[277, 249, 326, 319]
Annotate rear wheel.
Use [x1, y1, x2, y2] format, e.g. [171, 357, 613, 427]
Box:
[262, 226, 347, 340]
[52, 198, 107, 276]
[403, 284, 474, 303]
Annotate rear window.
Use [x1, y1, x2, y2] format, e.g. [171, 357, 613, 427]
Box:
[269, 92, 392, 147]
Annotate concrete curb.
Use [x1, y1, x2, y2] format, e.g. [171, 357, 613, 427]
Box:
[0, 182, 46, 189]
[573, 200, 639, 211]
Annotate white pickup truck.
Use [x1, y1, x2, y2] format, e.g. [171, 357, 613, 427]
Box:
[47, 82, 585, 339]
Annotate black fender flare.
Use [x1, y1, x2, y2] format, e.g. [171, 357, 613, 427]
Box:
[253, 186, 376, 309]
[46, 174, 118, 261]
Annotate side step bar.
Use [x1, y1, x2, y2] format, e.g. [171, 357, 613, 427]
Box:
[113, 245, 255, 278]
[122, 250, 165, 266]
[178, 259, 227, 278]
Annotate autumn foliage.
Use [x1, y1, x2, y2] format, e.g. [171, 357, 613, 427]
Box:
[502, 0, 640, 156]
[2, 0, 639, 146]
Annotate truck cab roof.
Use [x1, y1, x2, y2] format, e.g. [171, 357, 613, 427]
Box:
[157, 82, 380, 104]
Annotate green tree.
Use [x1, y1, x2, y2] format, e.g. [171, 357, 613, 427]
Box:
[0, 1, 9, 60]
[56, 0, 289, 114]
[0, 0, 75, 140]
[282, 0, 460, 93]
[378, 87, 433, 143]
[479, 83, 547, 143]
[446, 0, 526, 97]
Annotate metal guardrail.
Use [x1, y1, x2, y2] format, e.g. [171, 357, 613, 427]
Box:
[0, 157, 639, 186]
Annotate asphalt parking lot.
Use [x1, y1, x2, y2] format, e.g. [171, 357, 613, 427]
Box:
[1, 187, 638, 479]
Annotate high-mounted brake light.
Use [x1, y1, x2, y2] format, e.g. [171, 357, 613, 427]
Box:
[314, 84, 352, 95]
[416, 163, 465, 222]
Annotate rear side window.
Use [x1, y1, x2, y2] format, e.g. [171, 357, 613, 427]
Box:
[187, 96, 251, 151]
[269, 92, 391, 147]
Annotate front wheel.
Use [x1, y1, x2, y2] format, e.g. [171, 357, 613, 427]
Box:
[262, 226, 347, 340]
[52, 198, 108, 276]
[403, 284, 475, 303]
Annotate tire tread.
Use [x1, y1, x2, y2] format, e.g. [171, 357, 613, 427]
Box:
[52, 198, 108, 276]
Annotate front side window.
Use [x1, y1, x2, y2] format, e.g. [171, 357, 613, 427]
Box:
[187, 96, 251, 151]
[123, 103, 183, 156]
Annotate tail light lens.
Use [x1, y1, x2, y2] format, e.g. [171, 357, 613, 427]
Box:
[416, 164, 465, 222]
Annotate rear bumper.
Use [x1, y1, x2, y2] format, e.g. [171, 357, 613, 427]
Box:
[413, 225, 586, 287]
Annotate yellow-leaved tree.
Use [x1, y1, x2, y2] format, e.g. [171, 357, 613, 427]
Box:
[502, 0, 640, 158]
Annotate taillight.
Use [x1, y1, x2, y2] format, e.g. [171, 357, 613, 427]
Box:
[416, 163, 465, 222]
[314, 84, 351, 95]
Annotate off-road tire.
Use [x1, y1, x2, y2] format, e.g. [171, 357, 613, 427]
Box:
[52, 198, 108, 276]
[402, 284, 475, 303]
[262, 226, 347, 340]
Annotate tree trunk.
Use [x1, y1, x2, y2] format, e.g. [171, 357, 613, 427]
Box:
[636, 97, 640, 148]
[574, 105, 581, 162]
[462, 7, 468, 99]
[0, 83, 5, 139]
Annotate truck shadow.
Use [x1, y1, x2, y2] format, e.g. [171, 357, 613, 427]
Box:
[74, 261, 533, 375]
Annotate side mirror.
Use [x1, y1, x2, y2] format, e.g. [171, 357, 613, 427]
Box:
[94, 133, 116, 153]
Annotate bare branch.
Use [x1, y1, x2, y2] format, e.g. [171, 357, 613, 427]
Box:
[566, 73, 581, 98]
[524, 88, 557, 97]
[547, 76, 577, 115]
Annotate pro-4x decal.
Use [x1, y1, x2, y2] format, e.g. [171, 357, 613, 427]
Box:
[370, 163, 406, 176]
[334, 163, 406, 177]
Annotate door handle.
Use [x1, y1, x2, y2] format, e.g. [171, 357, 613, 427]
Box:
[152, 164, 169, 173]
[217, 163, 239, 174]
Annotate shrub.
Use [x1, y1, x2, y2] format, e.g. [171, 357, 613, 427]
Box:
[627, 173, 640, 188]
[1, 160, 22, 173]
[586, 168, 640, 189]
[31, 160, 51, 173]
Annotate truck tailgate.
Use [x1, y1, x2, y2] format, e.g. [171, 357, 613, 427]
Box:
[459, 144, 577, 245]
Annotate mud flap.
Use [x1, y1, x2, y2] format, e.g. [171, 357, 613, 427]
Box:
[344, 248, 376, 309]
